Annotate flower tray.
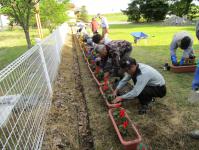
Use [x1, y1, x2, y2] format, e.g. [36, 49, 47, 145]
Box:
[170, 64, 196, 73]
[109, 108, 142, 150]
[86, 63, 105, 86]
[99, 87, 121, 108]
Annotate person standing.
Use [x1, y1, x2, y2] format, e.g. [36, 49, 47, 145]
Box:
[97, 13, 109, 38]
[91, 17, 99, 34]
[188, 21, 199, 140]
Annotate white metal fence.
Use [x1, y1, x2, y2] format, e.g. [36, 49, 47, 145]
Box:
[0, 23, 68, 150]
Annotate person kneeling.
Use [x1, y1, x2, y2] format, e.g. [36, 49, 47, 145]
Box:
[112, 57, 167, 114]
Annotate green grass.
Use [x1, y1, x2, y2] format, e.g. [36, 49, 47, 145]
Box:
[0, 28, 49, 70]
[108, 23, 199, 149]
[89, 13, 128, 22]
[109, 23, 199, 106]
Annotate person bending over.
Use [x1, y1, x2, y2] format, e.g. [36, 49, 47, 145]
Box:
[112, 57, 166, 114]
[170, 31, 195, 66]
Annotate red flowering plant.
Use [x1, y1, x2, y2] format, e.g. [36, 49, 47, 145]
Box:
[113, 108, 129, 136]
[96, 70, 104, 82]
[102, 77, 118, 103]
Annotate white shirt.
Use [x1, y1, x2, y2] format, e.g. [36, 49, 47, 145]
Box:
[101, 17, 109, 28]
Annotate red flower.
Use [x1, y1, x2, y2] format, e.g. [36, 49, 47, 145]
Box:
[103, 85, 109, 91]
[103, 78, 109, 91]
[103, 76, 109, 83]
[123, 120, 128, 128]
[91, 60, 95, 64]
[119, 109, 125, 118]
[114, 104, 121, 108]
[95, 66, 100, 74]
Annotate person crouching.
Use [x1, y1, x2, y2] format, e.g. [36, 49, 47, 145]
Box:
[112, 57, 167, 115]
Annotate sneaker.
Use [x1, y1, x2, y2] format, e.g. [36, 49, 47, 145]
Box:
[189, 130, 199, 139]
[138, 105, 149, 115]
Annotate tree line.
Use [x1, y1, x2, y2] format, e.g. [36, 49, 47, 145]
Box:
[123, 0, 199, 22]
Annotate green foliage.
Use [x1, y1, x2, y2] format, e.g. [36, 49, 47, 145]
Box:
[140, 0, 169, 22]
[187, 4, 199, 20]
[0, 0, 40, 48]
[79, 6, 89, 22]
[123, 0, 169, 22]
[122, 0, 141, 22]
[169, 0, 193, 17]
[0, 28, 49, 69]
[97, 71, 104, 81]
[39, 0, 68, 32]
[106, 94, 114, 102]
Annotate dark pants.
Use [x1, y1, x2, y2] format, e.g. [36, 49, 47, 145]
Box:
[138, 85, 166, 105]
[196, 30, 199, 40]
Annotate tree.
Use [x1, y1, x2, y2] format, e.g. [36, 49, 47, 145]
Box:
[123, 0, 169, 22]
[79, 6, 88, 22]
[140, 0, 169, 22]
[169, 0, 193, 17]
[122, 0, 141, 22]
[187, 4, 199, 20]
[39, 0, 68, 32]
[0, 0, 40, 48]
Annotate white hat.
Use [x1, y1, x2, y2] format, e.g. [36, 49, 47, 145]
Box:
[95, 44, 105, 53]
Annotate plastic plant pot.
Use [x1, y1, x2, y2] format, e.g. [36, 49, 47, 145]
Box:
[99, 87, 121, 108]
[109, 108, 142, 150]
[170, 64, 196, 73]
[87, 63, 105, 86]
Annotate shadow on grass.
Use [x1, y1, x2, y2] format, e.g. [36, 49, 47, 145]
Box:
[0, 45, 27, 70]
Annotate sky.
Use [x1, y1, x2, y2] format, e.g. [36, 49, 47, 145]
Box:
[71, 0, 199, 15]
[70, 0, 131, 14]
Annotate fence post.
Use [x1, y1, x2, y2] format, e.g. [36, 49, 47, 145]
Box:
[54, 31, 61, 63]
[35, 38, 53, 96]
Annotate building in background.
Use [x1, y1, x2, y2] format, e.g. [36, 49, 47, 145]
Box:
[0, 14, 9, 29]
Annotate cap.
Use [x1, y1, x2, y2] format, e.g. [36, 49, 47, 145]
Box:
[94, 44, 105, 53]
[120, 57, 137, 69]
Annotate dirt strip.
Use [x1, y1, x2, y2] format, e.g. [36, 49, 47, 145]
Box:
[73, 33, 123, 150]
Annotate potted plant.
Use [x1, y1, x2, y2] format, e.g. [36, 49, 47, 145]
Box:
[109, 107, 142, 150]
[99, 86, 121, 108]
[170, 64, 196, 73]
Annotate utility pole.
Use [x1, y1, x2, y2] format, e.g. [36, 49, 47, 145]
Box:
[35, 1, 43, 39]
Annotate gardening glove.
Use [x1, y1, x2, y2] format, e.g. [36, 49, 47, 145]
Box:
[171, 55, 177, 65]
[112, 97, 123, 104]
[179, 57, 185, 65]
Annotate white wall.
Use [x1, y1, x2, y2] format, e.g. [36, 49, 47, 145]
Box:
[0, 15, 9, 28]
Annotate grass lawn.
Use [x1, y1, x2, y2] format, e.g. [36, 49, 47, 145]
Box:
[89, 12, 128, 22]
[0, 28, 49, 70]
[108, 23, 199, 149]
